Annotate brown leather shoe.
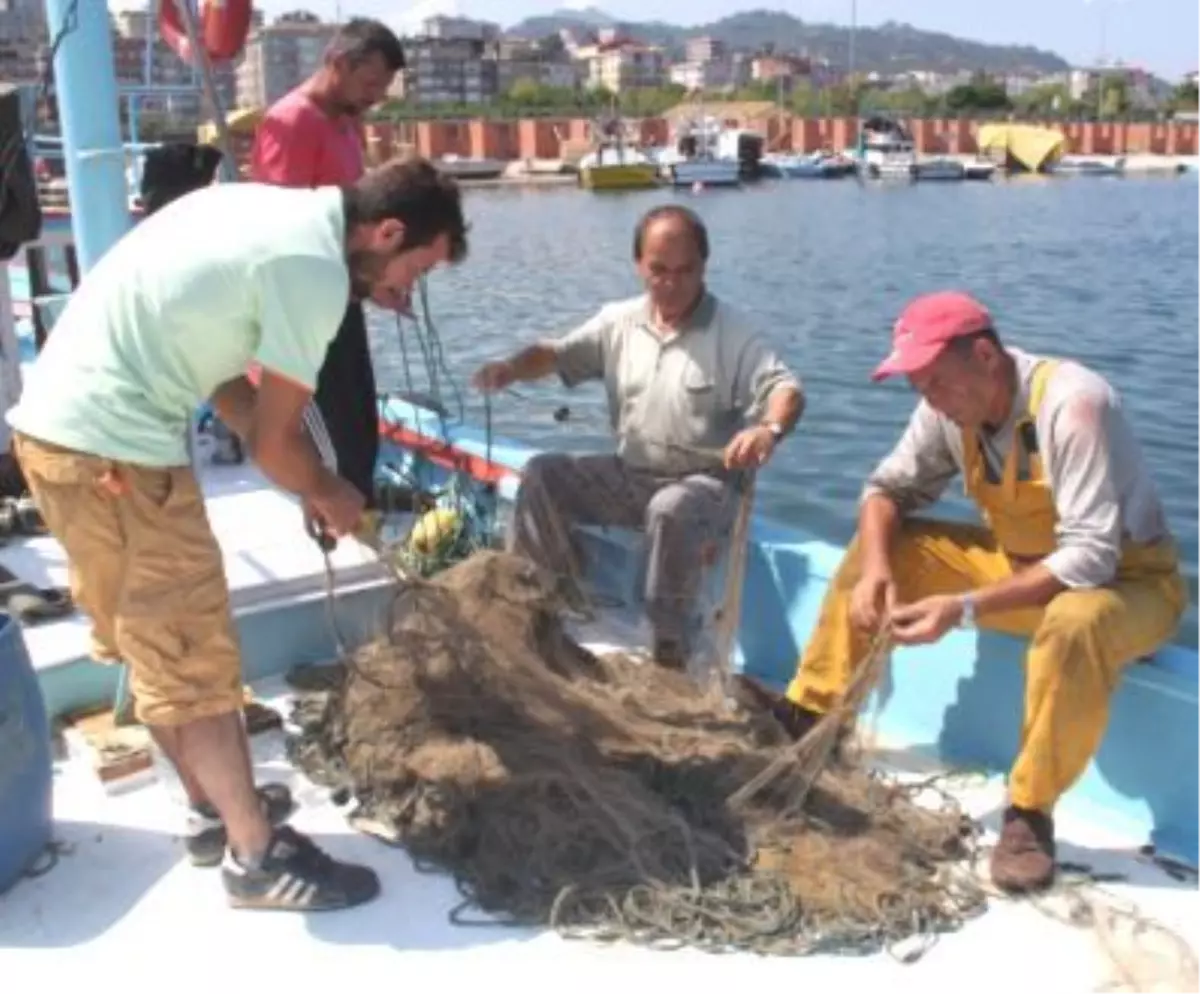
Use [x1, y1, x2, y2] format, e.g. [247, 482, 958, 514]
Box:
[991, 805, 1056, 893]
[731, 674, 821, 741]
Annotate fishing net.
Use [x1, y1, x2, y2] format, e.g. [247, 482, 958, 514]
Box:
[287, 548, 989, 957]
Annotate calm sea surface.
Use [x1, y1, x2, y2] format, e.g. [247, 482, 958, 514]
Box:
[365, 175, 1200, 648]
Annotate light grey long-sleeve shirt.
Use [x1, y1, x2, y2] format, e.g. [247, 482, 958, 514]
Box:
[864, 347, 1171, 588]
[552, 292, 802, 476]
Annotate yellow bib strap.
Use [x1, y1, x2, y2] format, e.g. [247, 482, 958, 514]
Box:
[1028, 358, 1061, 420]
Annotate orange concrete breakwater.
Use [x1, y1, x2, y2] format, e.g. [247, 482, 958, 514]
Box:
[361, 115, 1198, 163]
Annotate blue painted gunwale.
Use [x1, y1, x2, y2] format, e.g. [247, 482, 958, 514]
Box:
[13, 270, 1196, 865]
[375, 395, 1200, 867]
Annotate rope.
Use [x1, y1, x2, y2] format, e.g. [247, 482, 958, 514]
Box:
[307, 279, 501, 684]
[297, 296, 1199, 974]
[287, 554, 989, 960]
[376, 278, 499, 579]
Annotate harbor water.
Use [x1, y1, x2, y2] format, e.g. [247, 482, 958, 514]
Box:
[365, 174, 1200, 647]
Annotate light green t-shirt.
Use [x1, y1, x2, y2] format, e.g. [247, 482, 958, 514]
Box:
[7, 182, 350, 467]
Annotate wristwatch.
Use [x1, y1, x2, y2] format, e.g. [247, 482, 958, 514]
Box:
[761, 421, 785, 442]
[958, 593, 977, 629]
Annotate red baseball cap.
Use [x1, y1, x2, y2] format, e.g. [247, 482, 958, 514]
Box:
[871, 291, 994, 382]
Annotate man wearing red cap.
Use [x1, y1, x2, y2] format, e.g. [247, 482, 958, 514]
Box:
[742, 290, 1185, 894]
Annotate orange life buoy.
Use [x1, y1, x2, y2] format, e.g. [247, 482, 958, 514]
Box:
[159, 0, 253, 65]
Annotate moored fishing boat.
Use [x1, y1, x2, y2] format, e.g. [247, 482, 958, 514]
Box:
[0, 3, 1197, 984]
[2, 387, 1197, 989]
[577, 145, 659, 190]
[435, 154, 507, 181]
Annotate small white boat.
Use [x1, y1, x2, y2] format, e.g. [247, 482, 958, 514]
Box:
[866, 159, 916, 181]
[1048, 155, 1126, 177]
[660, 108, 743, 188]
[660, 155, 741, 188]
[964, 158, 998, 181]
[435, 155, 507, 181]
[913, 157, 966, 182]
[762, 152, 857, 179]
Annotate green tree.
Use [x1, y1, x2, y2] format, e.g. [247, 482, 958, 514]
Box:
[944, 73, 1011, 113]
[870, 84, 931, 116]
[1013, 82, 1071, 117]
[618, 84, 687, 117]
[1169, 79, 1198, 113]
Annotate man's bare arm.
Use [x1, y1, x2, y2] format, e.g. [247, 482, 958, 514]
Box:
[763, 382, 803, 434]
[209, 376, 257, 440]
[503, 343, 559, 382]
[212, 371, 341, 502]
[210, 374, 329, 478]
[858, 492, 902, 577]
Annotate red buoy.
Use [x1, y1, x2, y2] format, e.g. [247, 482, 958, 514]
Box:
[160, 0, 254, 65]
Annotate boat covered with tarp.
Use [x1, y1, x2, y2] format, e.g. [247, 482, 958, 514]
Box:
[976, 123, 1067, 173]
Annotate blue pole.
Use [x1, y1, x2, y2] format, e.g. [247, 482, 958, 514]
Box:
[43, 0, 131, 274]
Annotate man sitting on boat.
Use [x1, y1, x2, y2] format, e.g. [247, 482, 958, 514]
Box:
[251, 17, 407, 540]
[471, 204, 803, 668]
[6, 156, 468, 911]
[744, 290, 1186, 895]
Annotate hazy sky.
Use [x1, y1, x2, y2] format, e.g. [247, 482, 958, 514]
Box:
[130, 0, 1199, 79]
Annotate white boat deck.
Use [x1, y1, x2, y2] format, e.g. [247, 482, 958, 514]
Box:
[0, 461, 391, 674]
[0, 469, 1197, 990]
[1, 685, 1197, 990]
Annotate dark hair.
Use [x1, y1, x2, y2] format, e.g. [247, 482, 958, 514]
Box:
[140, 141, 223, 216]
[632, 204, 709, 262]
[345, 156, 468, 263]
[947, 327, 1003, 356]
[327, 18, 405, 72]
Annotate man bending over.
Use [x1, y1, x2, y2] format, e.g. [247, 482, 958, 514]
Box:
[8, 156, 468, 911]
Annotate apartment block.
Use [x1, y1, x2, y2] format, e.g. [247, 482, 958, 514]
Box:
[751, 54, 813, 84]
[399, 16, 506, 104]
[111, 8, 243, 118]
[580, 42, 668, 93]
[421, 15, 500, 43]
[403, 35, 498, 105]
[670, 54, 749, 92]
[495, 36, 579, 93]
[236, 19, 336, 108]
[0, 0, 46, 84]
[685, 36, 726, 64]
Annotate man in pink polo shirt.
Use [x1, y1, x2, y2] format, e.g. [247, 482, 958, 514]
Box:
[251, 18, 405, 521]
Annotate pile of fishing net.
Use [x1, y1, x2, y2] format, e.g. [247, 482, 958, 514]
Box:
[286, 549, 988, 956]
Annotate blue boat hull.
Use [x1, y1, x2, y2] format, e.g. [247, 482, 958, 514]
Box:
[375, 396, 1200, 866]
[17, 387, 1198, 868]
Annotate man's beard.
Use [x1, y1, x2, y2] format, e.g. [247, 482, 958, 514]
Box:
[333, 96, 370, 118]
[347, 248, 385, 300]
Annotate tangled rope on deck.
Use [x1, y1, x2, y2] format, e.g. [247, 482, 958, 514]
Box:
[286, 550, 989, 957]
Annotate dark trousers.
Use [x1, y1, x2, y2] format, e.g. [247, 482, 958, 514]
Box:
[313, 301, 378, 507]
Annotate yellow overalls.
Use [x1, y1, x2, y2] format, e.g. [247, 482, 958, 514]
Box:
[786, 360, 1187, 812]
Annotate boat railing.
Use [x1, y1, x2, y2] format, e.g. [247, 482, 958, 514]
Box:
[28, 81, 210, 216]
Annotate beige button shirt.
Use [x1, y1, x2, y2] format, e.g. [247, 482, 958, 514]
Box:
[552, 292, 802, 476]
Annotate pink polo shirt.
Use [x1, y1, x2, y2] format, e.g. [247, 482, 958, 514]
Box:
[246, 88, 363, 385]
[250, 87, 364, 188]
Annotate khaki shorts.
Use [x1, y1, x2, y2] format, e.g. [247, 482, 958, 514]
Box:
[13, 432, 242, 727]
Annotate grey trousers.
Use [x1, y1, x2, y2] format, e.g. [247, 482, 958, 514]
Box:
[507, 452, 739, 649]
